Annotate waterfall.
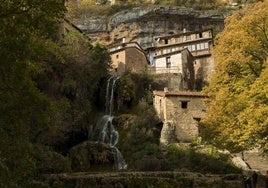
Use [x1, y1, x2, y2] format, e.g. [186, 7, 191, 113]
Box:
[98, 76, 127, 170]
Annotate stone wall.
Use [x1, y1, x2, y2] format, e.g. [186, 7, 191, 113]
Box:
[165, 95, 204, 142]
[110, 50, 126, 74]
[194, 55, 214, 90]
[181, 49, 195, 90]
[125, 47, 148, 73]
[110, 47, 148, 75]
[154, 91, 206, 144]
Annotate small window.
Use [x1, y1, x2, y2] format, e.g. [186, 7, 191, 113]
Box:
[199, 33, 203, 38]
[116, 54, 119, 59]
[187, 45, 192, 51]
[200, 43, 205, 50]
[166, 57, 171, 68]
[181, 101, 188, 109]
[197, 44, 201, 50]
[186, 35, 191, 41]
[204, 42, 209, 49]
[165, 39, 169, 44]
[192, 45, 196, 51]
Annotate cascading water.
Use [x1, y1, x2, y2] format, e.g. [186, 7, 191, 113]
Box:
[98, 76, 127, 170]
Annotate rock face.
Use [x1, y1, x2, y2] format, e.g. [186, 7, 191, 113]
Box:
[73, 6, 225, 49]
[74, 16, 107, 33]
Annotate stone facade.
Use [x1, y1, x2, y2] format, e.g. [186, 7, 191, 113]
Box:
[153, 90, 207, 145]
[109, 42, 148, 75]
[194, 55, 214, 90]
[148, 48, 195, 91]
[150, 29, 214, 90]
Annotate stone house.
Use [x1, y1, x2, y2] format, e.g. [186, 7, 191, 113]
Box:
[151, 29, 214, 90]
[153, 89, 207, 145]
[148, 47, 195, 91]
[108, 42, 149, 75]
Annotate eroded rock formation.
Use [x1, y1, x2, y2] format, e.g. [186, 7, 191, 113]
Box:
[72, 6, 225, 49]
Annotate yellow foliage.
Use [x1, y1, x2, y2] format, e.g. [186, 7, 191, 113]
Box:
[200, 1, 268, 152]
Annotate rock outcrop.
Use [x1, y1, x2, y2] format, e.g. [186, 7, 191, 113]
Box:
[72, 6, 225, 49]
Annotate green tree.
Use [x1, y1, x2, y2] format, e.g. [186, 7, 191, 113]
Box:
[0, 0, 65, 186]
[33, 29, 110, 153]
[200, 1, 268, 152]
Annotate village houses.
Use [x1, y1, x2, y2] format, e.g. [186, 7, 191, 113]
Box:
[149, 29, 214, 90]
[108, 29, 214, 143]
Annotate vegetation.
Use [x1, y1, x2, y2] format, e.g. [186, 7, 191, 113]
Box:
[66, 0, 262, 20]
[1, 0, 263, 187]
[112, 73, 239, 174]
[0, 0, 111, 186]
[200, 1, 268, 153]
[0, 0, 65, 186]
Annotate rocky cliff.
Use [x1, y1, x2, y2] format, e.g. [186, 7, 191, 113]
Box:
[72, 6, 225, 49]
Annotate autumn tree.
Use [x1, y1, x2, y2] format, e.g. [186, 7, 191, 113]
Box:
[200, 1, 268, 152]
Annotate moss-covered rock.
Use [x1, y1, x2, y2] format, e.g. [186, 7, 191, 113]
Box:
[42, 171, 244, 188]
[68, 141, 114, 172]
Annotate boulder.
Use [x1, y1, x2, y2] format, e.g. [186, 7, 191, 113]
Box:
[68, 141, 114, 172]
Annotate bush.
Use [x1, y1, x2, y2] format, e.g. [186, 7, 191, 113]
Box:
[166, 144, 241, 174]
[34, 144, 71, 174]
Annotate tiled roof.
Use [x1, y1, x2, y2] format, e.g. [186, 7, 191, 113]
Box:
[153, 90, 208, 97]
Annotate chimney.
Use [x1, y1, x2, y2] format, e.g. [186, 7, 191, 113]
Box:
[164, 87, 169, 92]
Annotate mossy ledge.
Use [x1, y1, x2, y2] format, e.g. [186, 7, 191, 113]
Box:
[40, 171, 244, 188]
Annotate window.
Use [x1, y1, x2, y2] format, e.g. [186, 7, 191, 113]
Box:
[186, 35, 191, 41]
[166, 49, 170, 53]
[204, 42, 208, 49]
[200, 43, 205, 50]
[197, 44, 201, 50]
[116, 54, 119, 59]
[181, 101, 188, 109]
[199, 33, 203, 38]
[165, 39, 169, 44]
[166, 57, 171, 68]
[187, 45, 192, 51]
[192, 44, 196, 51]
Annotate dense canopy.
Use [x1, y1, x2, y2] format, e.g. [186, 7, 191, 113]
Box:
[0, 0, 111, 186]
[200, 1, 268, 153]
